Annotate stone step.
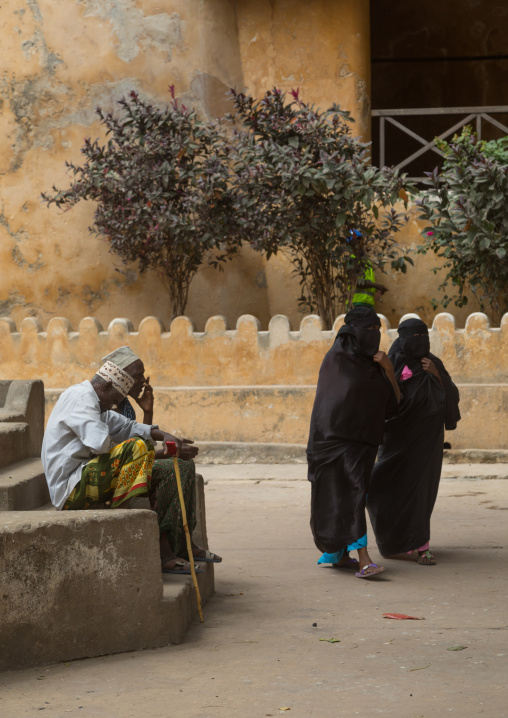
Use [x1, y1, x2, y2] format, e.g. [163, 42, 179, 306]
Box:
[195, 442, 508, 465]
[0, 423, 30, 469]
[196, 441, 307, 464]
[161, 563, 215, 644]
[0, 457, 49, 511]
[199, 462, 508, 483]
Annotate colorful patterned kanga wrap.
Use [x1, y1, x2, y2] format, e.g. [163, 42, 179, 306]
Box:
[63, 436, 154, 509]
[149, 458, 197, 559]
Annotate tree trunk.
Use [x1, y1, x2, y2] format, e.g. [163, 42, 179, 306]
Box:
[160, 268, 193, 321]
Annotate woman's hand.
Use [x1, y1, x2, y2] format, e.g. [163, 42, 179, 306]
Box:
[374, 351, 401, 403]
[373, 351, 392, 372]
[421, 357, 442, 383]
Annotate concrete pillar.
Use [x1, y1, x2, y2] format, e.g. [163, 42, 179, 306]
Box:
[191, 0, 245, 119]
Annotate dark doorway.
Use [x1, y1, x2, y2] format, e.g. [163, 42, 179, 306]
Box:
[370, 1, 508, 177]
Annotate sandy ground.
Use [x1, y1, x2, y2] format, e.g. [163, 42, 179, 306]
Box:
[0, 470, 507, 718]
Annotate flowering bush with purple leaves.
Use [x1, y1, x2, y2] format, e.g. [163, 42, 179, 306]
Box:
[417, 126, 508, 320]
[227, 88, 413, 328]
[42, 88, 238, 318]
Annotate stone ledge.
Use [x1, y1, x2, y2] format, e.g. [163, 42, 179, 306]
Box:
[443, 449, 508, 464]
[196, 441, 307, 464]
[194, 443, 508, 465]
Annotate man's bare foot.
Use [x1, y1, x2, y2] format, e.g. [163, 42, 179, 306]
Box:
[161, 556, 186, 571]
[192, 546, 223, 563]
[417, 549, 436, 565]
[160, 533, 178, 568]
[161, 556, 204, 574]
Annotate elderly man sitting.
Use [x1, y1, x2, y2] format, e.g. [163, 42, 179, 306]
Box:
[42, 355, 221, 574]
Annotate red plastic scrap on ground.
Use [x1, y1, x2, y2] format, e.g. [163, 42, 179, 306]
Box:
[382, 613, 424, 620]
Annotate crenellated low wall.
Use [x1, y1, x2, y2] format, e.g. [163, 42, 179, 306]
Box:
[1, 312, 507, 450]
[0, 311, 507, 386]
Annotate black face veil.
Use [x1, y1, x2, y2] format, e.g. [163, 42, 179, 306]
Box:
[396, 318, 430, 363]
[339, 306, 381, 358]
[387, 317, 461, 432]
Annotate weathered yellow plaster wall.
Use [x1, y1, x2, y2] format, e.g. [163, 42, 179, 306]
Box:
[0, 0, 243, 329]
[235, 0, 371, 139]
[0, 1, 489, 333]
[1, 0, 378, 332]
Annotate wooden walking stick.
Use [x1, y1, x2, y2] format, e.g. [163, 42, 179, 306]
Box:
[166, 442, 204, 623]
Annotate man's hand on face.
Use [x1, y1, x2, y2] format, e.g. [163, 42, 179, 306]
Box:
[135, 378, 154, 413]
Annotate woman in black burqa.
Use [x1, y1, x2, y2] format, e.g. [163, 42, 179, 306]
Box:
[307, 306, 400, 579]
[367, 318, 460, 565]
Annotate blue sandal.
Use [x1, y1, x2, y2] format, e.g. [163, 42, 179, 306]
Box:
[162, 559, 204, 574]
[193, 549, 222, 563]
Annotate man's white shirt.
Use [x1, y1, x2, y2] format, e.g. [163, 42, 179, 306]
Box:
[41, 380, 155, 509]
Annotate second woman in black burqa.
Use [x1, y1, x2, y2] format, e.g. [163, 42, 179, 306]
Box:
[307, 306, 400, 578]
[367, 318, 460, 564]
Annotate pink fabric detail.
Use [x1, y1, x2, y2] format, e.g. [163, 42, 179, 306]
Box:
[401, 365, 413, 381]
[406, 542, 430, 555]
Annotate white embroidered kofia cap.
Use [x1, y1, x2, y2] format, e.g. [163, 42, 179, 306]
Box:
[96, 361, 135, 397]
[101, 345, 140, 370]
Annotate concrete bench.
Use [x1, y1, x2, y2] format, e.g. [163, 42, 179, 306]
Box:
[0, 431, 214, 672]
[0, 378, 215, 670]
[0, 506, 214, 672]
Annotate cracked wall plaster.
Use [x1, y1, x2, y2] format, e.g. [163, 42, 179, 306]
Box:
[76, 0, 184, 63]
